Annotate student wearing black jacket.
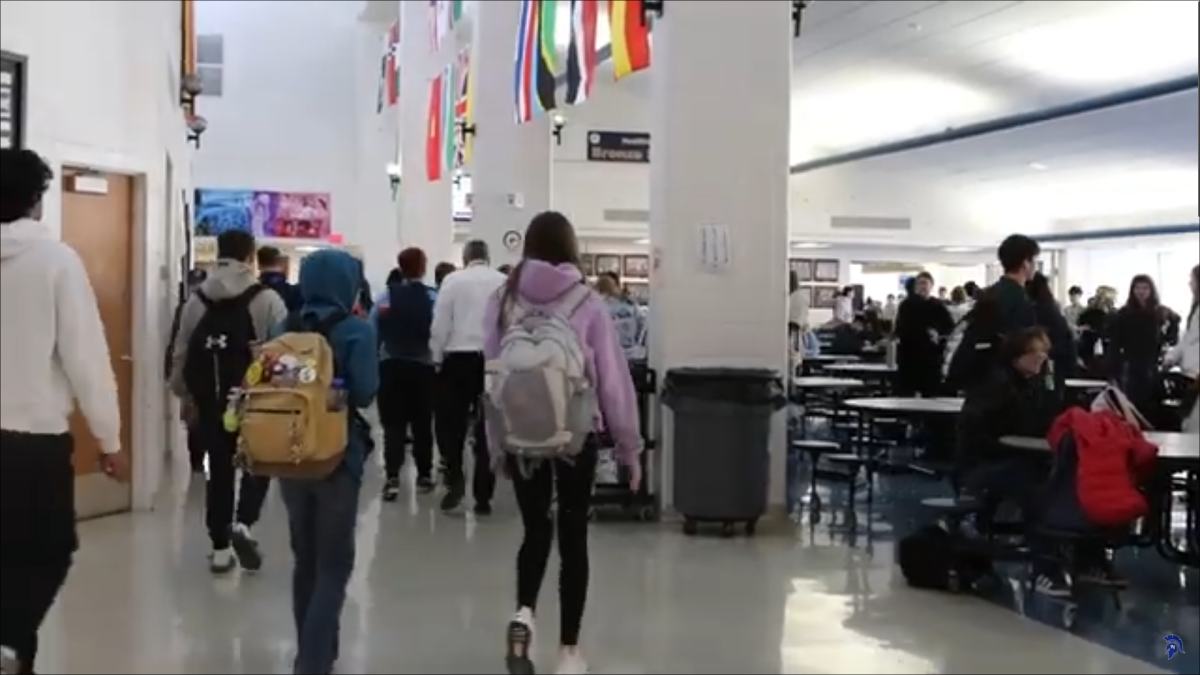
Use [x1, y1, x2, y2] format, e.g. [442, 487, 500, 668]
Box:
[895, 272, 955, 397]
[1026, 272, 1075, 389]
[256, 246, 302, 312]
[1110, 275, 1171, 415]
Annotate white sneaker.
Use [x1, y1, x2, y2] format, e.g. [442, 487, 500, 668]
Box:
[505, 607, 536, 675]
[209, 547, 236, 575]
[556, 650, 589, 675]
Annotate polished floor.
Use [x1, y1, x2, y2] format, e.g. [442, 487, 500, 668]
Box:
[36, 458, 1176, 674]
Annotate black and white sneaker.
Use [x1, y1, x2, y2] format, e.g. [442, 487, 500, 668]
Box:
[1034, 572, 1072, 598]
[474, 501, 493, 516]
[382, 478, 401, 502]
[506, 608, 536, 675]
[209, 548, 237, 575]
[441, 484, 465, 513]
[416, 475, 436, 494]
[230, 523, 263, 572]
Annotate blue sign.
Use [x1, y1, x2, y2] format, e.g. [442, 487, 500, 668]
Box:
[586, 130, 650, 163]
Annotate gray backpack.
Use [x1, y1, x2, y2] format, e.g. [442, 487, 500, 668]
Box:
[483, 285, 597, 470]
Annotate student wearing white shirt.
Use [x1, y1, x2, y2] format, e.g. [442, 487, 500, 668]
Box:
[833, 286, 856, 324]
[0, 148, 128, 675]
[430, 240, 507, 514]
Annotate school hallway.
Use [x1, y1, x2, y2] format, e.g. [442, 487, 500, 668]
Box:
[39, 460, 1169, 675]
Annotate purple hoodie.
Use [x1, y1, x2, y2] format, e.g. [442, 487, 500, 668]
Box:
[483, 260, 642, 467]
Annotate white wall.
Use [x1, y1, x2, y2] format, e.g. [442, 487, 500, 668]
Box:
[1, 0, 194, 509]
[1061, 233, 1200, 313]
[192, 1, 400, 287]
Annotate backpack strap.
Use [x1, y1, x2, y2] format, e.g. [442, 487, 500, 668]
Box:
[286, 310, 349, 339]
[553, 284, 593, 320]
[195, 289, 214, 309]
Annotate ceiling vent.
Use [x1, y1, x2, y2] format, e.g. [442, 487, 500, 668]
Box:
[603, 208, 650, 223]
[830, 216, 911, 231]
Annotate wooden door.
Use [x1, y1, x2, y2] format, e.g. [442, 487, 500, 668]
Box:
[60, 170, 135, 518]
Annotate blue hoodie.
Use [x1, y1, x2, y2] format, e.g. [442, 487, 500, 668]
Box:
[268, 250, 379, 480]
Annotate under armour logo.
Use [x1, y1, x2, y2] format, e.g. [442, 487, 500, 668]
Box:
[205, 335, 228, 350]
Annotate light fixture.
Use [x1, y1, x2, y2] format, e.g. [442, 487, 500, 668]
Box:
[186, 114, 208, 149]
[635, 238, 650, 245]
[790, 241, 830, 250]
[179, 72, 203, 106]
[386, 162, 401, 191]
[940, 246, 980, 254]
[1028, 162, 1048, 171]
[551, 112, 566, 146]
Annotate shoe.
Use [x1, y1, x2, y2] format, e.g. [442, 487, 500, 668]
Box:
[229, 523, 263, 572]
[382, 478, 401, 502]
[474, 501, 493, 516]
[2, 645, 20, 675]
[416, 475, 436, 494]
[556, 649, 588, 675]
[1033, 572, 1072, 598]
[209, 548, 237, 575]
[506, 608, 536, 675]
[441, 484, 465, 513]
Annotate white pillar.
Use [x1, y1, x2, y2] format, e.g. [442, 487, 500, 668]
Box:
[648, 2, 793, 511]
[399, 0, 456, 274]
[470, 0, 553, 267]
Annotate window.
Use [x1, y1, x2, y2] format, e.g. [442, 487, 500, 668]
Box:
[196, 34, 224, 97]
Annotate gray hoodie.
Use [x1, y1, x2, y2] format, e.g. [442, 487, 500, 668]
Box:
[168, 259, 288, 398]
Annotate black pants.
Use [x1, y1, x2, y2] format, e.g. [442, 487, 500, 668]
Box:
[896, 361, 943, 398]
[199, 413, 270, 549]
[435, 352, 494, 502]
[510, 442, 598, 647]
[378, 359, 435, 480]
[0, 430, 77, 673]
[187, 422, 205, 470]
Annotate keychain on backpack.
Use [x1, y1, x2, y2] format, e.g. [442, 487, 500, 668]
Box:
[222, 387, 246, 432]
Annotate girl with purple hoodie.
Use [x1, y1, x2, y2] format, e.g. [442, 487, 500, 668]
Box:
[483, 211, 642, 675]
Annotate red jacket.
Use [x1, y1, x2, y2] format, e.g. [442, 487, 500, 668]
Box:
[1047, 408, 1158, 527]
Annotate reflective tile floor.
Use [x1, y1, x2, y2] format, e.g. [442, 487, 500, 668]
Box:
[36, 460, 1175, 674]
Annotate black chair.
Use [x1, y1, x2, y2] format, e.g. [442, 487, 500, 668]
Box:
[792, 439, 841, 508]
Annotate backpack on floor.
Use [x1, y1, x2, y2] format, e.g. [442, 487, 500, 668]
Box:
[898, 524, 993, 592]
[379, 280, 434, 359]
[182, 286, 264, 410]
[234, 312, 349, 479]
[483, 285, 597, 473]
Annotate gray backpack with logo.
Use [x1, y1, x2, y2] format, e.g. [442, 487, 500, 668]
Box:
[483, 285, 597, 471]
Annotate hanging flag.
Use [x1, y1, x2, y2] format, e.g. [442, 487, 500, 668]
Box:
[455, 47, 471, 168]
[428, 0, 440, 53]
[426, 74, 444, 182]
[514, 0, 559, 123]
[441, 61, 457, 177]
[609, 0, 651, 80]
[451, 0, 464, 25]
[565, 0, 599, 105]
[376, 20, 400, 113]
[436, 0, 453, 50]
[459, 48, 475, 166]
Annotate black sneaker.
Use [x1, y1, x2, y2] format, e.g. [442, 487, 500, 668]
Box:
[416, 475, 436, 494]
[1034, 572, 1072, 598]
[441, 484, 465, 513]
[474, 501, 493, 516]
[382, 478, 401, 502]
[229, 523, 263, 572]
[505, 613, 535, 675]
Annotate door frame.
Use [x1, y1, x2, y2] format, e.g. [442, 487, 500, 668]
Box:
[43, 143, 176, 512]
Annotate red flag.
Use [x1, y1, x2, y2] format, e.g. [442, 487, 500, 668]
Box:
[426, 74, 444, 181]
[386, 21, 400, 106]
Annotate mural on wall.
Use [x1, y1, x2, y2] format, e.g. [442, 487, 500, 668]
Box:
[194, 189, 332, 239]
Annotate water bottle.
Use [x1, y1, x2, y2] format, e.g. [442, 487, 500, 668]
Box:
[1, 646, 19, 675]
[327, 378, 349, 412]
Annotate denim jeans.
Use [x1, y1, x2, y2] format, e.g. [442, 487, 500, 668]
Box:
[280, 469, 361, 675]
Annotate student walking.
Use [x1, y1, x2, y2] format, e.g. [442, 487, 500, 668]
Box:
[482, 212, 642, 675]
[1, 148, 130, 675]
[169, 230, 288, 574]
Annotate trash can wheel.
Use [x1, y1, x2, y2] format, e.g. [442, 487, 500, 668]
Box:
[683, 519, 699, 536]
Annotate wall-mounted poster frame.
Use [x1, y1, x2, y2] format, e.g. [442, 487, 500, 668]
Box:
[813, 259, 840, 283]
[789, 258, 813, 283]
[0, 50, 29, 150]
[812, 285, 839, 309]
[622, 254, 650, 279]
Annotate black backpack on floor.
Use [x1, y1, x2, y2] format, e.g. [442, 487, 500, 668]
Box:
[898, 524, 993, 592]
[182, 285, 264, 411]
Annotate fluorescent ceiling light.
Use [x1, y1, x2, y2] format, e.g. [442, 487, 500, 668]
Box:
[1028, 162, 1048, 171]
[790, 73, 997, 161]
[940, 246, 980, 254]
[295, 245, 322, 253]
[634, 238, 650, 245]
[997, 2, 1198, 85]
[972, 167, 1200, 221]
[791, 242, 831, 250]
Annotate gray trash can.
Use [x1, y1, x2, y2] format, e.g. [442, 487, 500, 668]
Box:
[662, 368, 787, 536]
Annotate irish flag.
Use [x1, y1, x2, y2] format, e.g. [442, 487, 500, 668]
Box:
[565, 0, 599, 105]
[609, 0, 650, 80]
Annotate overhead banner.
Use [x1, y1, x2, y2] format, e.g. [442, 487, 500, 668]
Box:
[586, 130, 649, 163]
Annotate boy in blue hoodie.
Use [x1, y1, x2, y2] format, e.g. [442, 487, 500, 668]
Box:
[269, 249, 378, 675]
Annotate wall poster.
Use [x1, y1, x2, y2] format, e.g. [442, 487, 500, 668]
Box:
[194, 189, 332, 239]
[1, 50, 29, 150]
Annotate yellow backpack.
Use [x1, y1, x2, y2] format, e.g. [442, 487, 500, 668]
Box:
[231, 319, 348, 479]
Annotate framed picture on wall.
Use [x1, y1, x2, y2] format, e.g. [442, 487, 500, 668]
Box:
[625, 281, 650, 305]
[789, 258, 813, 282]
[622, 254, 649, 279]
[813, 285, 839, 309]
[579, 253, 595, 277]
[595, 254, 621, 277]
[0, 50, 29, 150]
[814, 259, 840, 283]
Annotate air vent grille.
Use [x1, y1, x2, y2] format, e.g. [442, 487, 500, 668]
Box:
[830, 216, 911, 231]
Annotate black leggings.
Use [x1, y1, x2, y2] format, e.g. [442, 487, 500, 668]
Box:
[378, 359, 435, 480]
[509, 441, 598, 647]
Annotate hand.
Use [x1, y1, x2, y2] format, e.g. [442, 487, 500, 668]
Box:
[180, 398, 197, 425]
[100, 451, 131, 483]
[625, 460, 642, 493]
[491, 455, 510, 479]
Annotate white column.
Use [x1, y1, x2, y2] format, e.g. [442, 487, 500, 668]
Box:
[398, 0, 455, 274]
[649, 2, 793, 511]
[470, 0, 553, 267]
[355, 17, 402, 289]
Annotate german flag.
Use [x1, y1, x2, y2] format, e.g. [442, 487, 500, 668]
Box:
[609, 0, 650, 80]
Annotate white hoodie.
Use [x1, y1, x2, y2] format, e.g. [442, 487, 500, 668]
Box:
[0, 219, 121, 454]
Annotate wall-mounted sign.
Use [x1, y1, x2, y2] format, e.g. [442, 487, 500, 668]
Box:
[1, 50, 29, 150]
[586, 130, 650, 164]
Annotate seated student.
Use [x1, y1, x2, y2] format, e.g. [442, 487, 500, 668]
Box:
[271, 249, 378, 675]
[828, 316, 867, 355]
[956, 327, 1063, 505]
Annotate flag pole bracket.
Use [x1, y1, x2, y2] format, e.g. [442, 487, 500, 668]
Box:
[456, 120, 477, 139]
[641, 0, 664, 26]
[792, 1, 809, 38]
